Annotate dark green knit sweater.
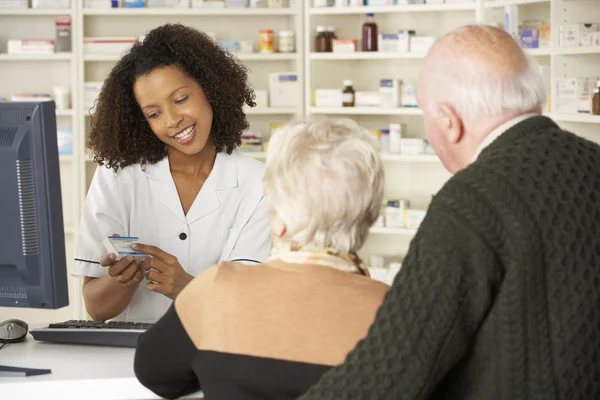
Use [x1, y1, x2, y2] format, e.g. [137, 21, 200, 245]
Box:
[299, 116, 600, 400]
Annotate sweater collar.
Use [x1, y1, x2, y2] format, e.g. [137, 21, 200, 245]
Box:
[471, 113, 539, 162]
[475, 115, 559, 161]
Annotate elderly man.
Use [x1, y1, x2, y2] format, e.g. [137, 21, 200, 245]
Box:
[299, 25, 600, 400]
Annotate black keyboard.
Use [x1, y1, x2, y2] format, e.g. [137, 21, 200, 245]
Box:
[29, 320, 154, 348]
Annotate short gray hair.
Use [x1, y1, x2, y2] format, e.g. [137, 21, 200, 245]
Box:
[264, 119, 384, 254]
[421, 24, 547, 119]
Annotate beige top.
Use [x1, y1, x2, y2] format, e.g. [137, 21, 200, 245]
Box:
[175, 260, 389, 366]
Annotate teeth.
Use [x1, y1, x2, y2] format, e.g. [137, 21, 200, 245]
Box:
[174, 125, 194, 140]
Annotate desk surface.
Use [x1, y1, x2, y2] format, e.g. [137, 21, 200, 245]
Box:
[0, 334, 202, 399]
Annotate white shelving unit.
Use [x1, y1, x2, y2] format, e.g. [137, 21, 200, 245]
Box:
[1, 0, 600, 322]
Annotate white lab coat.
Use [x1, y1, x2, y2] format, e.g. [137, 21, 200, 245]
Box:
[72, 150, 271, 322]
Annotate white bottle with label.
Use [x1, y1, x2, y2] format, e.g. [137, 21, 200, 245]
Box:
[389, 123, 402, 154]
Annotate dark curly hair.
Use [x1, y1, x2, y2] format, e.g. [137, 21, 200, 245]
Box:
[89, 23, 256, 171]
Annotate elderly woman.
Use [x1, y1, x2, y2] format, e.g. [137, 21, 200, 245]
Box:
[134, 119, 389, 400]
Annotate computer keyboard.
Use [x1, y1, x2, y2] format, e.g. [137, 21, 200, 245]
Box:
[29, 320, 154, 348]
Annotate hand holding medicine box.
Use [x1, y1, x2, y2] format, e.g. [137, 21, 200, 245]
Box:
[103, 236, 148, 261]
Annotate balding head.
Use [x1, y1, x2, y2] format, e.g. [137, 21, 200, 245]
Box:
[418, 25, 547, 173]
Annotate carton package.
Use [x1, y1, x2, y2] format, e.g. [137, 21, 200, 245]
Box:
[269, 73, 300, 108]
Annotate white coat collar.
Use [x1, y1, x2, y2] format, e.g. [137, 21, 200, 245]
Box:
[143, 151, 239, 224]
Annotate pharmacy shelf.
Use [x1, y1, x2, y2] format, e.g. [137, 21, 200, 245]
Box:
[244, 107, 299, 115]
[82, 7, 296, 16]
[369, 227, 417, 236]
[311, 107, 423, 116]
[83, 54, 122, 62]
[310, 3, 477, 15]
[524, 47, 552, 56]
[0, 53, 73, 61]
[554, 47, 600, 56]
[84, 53, 299, 62]
[550, 114, 600, 124]
[483, 0, 549, 8]
[59, 155, 73, 162]
[380, 154, 440, 163]
[0, 8, 73, 16]
[310, 52, 426, 60]
[56, 109, 74, 117]
[237, 53, 299, 61]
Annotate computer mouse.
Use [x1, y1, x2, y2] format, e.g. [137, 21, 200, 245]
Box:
[0, 319, 29, 343]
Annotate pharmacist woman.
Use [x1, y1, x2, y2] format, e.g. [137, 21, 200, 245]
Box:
[72, 24, 271, 323]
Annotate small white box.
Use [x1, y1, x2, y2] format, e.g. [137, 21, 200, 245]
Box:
[410, 36, 436, 53]
[405, 209, 426, 229]
[555, 78, 578, 114]
[32, 0, 70, 8]
[560, 24, 599, 47]
[385, 199, 407, 229]
[355, 91, 380, 107]
[84, 37, 137, 54]
[400, 138, 426, 155]
[254, 90, 268, 108]
[269, 72, 300, 108]
[103, 236, 148, 261]
[504, 5, 519, 41]
[378, 34, 401, 53]
[0, 0, 28, 9]
[401, 84, 418, 108]
[314, 89, 343, 108]
[379, 79, 401, 108]
[397, 30, 414, 52]
[8, 40, 55, 54]
[85, 0, 113, 7]
[332, 39, 357, 53]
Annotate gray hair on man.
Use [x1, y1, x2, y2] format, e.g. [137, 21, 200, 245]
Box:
[420, 24, 547, 120]
[264, 118, 384, 254]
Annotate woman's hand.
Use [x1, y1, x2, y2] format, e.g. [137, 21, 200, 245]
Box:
[131, 243, 194, 300]
[100, 234, 143, 289]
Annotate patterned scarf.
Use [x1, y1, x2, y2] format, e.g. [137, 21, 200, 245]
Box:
[268, 242, 370, 277]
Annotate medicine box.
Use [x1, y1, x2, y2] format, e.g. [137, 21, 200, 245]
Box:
[0, 0, 27, 9]
[576, 77, 599, 113]
[520, 29, 539, 49]
[269, 73, 300, 108]
[332, 39, 357, 53]
[379, 79, 401, 108]
[365, 0, 394, 5]
[355, 91, 380, 107]
[32, 0, 70, 8]
[148, 0, 190, 6]
[84, 37, 137, 54]
[85, 0, 113, 7]
[504, 5, 519, 41]
[57, 129, 73, 156]
[410, 36, 436, 53]
[103, 236, 147, 261]
[124, 0, 146, 6]
[385, 200, 407, 229]
[314, 89, 343, 108]
[401, 84, 418, 108]
[555, 78, 578, 114]
[8, 40, 55, 54]
[397, 30, 415, 52]
[378, 34, 402, 53]
[539, 24, 551, 47]
[400, 138, 426, 155]
[560, 24, 599, 47]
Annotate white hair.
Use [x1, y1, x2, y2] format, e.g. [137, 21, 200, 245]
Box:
[421, 24, 547, 120]
[264, 118, 384, 254]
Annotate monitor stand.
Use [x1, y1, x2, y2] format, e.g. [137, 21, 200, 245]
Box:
[0, 365, 51, 377]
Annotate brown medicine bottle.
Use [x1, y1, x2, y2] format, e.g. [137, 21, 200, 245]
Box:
[342, 80, 355, 107]
[593, 81, 600, 116]
[362, 13, 378, 52]
[315, 25, 327, 52]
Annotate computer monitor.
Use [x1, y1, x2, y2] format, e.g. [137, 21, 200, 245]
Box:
[0, 101, 69, 310]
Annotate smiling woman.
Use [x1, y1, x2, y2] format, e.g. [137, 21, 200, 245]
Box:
[72, 24, 271, 323]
